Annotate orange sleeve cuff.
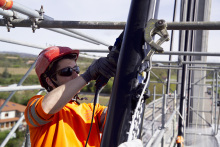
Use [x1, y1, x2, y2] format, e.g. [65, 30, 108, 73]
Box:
[35, 97, 54, 121]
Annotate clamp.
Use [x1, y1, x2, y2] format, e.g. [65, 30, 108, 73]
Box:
[135, 19, 169, 100]
[4, 16, 13, 32]
[3, 11, 18, 32]
[136, 19, 169, 84]
[144, 19, 170, 69]
[31, 5, 44, 33]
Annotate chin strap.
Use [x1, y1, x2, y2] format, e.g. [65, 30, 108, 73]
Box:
[49, 77, 59, 88]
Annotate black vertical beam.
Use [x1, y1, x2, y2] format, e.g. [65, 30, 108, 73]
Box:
[166, 0, 178, 94]
[100, 0, 152, 146]
[177, 0, 193, 146]
[186, 0, 196, 127]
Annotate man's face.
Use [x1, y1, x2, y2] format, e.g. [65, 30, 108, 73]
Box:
[53, 58, 78, 86]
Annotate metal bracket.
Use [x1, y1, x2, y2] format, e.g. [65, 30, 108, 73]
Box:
[133, 19, 169, 102]
[30, 18, 39, 33]
[178, 56, 183, 66]
[144, 19, 170, 65]
[145, 19, 169, 53]
[3, 10, 19, 32]
[36, 5, 44, 20]
[4, 17, 14, 32]
[31, 5, 44, 33]
[132, 19, 170, 105]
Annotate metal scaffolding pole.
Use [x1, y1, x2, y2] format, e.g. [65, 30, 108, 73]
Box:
[0, 114, 25, 147]
[177, 0, 189, 146]
[0, 85, 43, 92]
[0, 60, 37, 112]
[0, 9, 25, 19]
[214, 70, 218, 135]
[45, 28, 100, 45]
[1, 19, 220, 30]
[64, 29, 110, 46]
[157, 51, 220, 56]
[10, 1, 110, 46]
[0, 36, 109, 54]
[152, 60, 220, 65]
[101, 0, 154, 146]
[166, 0, 178, 95]
[0, 11, 100, 45]
[0, 36, 47, 49]
[0, 2, 111, 46]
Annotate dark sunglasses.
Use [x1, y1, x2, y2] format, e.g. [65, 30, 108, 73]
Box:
[51, 66, 80, 78]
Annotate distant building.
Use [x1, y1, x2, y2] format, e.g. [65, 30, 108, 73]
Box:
[0, 99, 26, 131]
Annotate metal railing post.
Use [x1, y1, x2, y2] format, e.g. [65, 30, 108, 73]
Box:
[0, 60, 36, 112]
[211, 71, 215, 125]
[152, 85, 156, 136]
[161, 85, 166, 147]
[0, 115, 24, 147]
[214, 70, 218, 135]
[172, 90, 177, 146]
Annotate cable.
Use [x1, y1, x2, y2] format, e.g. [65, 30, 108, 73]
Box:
[85, 76, 109, 147]
[84, 88, 100, 147]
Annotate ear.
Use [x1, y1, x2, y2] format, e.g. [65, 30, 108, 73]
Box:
[46, 77, 56, 89]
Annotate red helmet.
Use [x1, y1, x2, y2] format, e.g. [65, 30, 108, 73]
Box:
[35, 46, 79, 87]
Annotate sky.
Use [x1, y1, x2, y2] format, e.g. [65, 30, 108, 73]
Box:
[0, 0, 220, 61]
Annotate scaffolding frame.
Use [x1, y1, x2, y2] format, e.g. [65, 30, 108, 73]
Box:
[0, 0, 220, 147]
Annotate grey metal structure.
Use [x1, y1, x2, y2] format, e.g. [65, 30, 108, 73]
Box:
[1, 19, 220, 30]
[0, 0, 219, 147]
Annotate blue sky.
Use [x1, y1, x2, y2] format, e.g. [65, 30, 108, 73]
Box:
[0, 0, 219, 61]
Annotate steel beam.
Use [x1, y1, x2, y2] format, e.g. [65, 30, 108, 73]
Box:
[0, 61, 37, 112]
[0, 7, 110, 46]
[10, 1, 110, 46]
[0, 37, 108, 53]
[158, 51, 220, 56]
[101, 0, 153, 146]
[0, 36, 47, 49]
[152, 60, 220, 65]
[0, 85, 43, 92]
[1, 19, 220, 30]
[0, 114, 25, 147]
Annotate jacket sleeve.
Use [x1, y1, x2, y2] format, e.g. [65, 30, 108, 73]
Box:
[25, 95, 54, 127]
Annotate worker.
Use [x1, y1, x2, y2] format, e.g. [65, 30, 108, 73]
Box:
[24, 32, 123, 147]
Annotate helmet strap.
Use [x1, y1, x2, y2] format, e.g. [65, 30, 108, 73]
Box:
[49, 77, 59, 88]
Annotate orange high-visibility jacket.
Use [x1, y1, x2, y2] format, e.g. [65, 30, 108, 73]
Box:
[25, 95, 107, 147]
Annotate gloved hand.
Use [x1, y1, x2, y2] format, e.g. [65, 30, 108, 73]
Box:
[107, 30, 124, 67]
[81, 30, 124, 83]
[81, 57, 115, 83]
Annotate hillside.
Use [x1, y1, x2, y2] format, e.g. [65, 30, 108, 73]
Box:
[0, 51, 37, 58]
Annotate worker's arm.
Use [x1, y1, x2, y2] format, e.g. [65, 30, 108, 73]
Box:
[42, 76, 86, 114]
[42, 30, 124, 115]
[42, 56, 117, 114]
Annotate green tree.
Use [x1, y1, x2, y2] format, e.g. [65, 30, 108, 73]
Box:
[2, 68, 11, 78]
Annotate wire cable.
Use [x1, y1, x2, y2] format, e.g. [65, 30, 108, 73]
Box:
[85, 88, 100, 147]
[85, 76, 109, 147]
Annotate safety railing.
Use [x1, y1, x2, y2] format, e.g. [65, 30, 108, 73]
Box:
[143, 84, 179, 147]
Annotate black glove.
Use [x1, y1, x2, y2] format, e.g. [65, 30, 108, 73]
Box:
[81, 60, 99, 83]
[81, 30, 124, 83]
[107, 30, 124, 67]
[81, 58, 115, 83]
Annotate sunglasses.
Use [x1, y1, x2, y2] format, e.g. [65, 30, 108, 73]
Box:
[51, 66, 80, 78]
